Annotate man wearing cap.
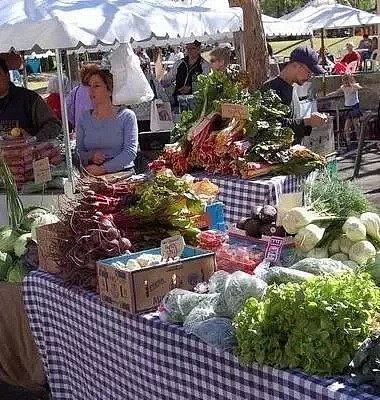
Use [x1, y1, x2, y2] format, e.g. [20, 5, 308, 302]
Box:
[161, 40, 210, 106]
[0, 59, 61, 140]
[261, 46, 328, 144]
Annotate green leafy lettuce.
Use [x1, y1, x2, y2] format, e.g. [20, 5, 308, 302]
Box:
[234, 272, 380, 376]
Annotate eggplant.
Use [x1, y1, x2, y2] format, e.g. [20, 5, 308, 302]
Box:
[259, 205, 278, 224]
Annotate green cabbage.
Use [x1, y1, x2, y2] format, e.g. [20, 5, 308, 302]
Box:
[0, 226, 19, 253]
[21, 207, 50, 232]
[0, 251, 12, 281]
[7, 262, 28, 283]
[14, 233, 32, 258]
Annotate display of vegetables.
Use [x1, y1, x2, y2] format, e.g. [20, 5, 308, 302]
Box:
[154, 69, 325, 178]
[282, 204, 380, 267]
[234, 272, 380, 375]
[0, 159, 59, 283]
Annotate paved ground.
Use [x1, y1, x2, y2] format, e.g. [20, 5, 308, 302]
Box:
[337, 143, 380, 208]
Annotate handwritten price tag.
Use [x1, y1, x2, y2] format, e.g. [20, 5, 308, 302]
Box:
[33, 157, 52, 185]
[264, 236, 285, 263]
[221, 103, 249, 120]
[161, 235, 185, 261]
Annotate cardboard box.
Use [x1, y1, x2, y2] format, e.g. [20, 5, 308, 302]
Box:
[97, 246, 215, 314]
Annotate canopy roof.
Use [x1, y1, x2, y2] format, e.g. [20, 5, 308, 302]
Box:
[0, 0, 242, 52]
[281, 0, 380, 30]
[178, 0, 312, 36]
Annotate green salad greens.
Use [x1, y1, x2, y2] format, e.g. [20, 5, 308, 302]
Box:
[234, 272, 380, 376]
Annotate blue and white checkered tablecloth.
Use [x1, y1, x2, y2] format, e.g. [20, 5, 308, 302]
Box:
[192, 172, 312, 224]
[23, 271, 380, 400]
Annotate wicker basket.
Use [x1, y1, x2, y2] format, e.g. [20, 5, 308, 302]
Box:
[36, 222, 66, 275]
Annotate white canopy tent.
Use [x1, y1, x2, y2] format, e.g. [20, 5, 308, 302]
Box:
[280, 0, 380, 29]
[0, 0, 244, 190]
[0, 0, 243, 52]
[175, 0, 313, 37]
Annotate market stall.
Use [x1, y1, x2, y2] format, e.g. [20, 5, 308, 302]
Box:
[23, 270, 379, 400]
[191, 172, 308, 223]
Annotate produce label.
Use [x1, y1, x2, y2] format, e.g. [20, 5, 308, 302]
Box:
[221, 103, 249, 120]
[33, 157, 52, 184]
[264, 236, 285, 263]
[161, 235, 185, 261]
[276, 192, 303, 226]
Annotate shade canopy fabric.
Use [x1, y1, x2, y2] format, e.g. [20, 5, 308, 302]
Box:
[0, 0, 242, 52]
[281, 0, 380, 30]
[177, 0, 313, 36]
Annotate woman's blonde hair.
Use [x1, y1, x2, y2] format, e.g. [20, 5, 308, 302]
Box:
[342, 73, 356, 86]
[80, 63, 100, 84]
[209, 46, 231, 66]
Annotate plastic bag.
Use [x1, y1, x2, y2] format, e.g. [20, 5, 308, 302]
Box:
[150, 99, 174, 132]
[183, 294, 221, 331]
[159, 289, 215, 324]
[223, 271, 267, 317]
[209, 270, 267, 318]
[185, 317, 237, 352]
[110, 43, 154, 106]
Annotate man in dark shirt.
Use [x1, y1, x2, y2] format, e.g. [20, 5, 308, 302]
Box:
[261, 47, 328, 144]
[0, 59, 61, 140]
[161, 40, 210, 106]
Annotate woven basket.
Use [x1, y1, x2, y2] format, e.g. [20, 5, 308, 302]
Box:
[36, 222, 66, 275]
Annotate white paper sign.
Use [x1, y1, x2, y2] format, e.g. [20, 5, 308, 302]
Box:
[161, 235, 185, 261]
[33, 157, 52, 185]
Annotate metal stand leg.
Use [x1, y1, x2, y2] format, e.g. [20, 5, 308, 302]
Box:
[353, 116, 368, 178]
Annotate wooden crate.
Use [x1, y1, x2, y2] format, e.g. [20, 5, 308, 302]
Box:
[97, 247, 215, 314]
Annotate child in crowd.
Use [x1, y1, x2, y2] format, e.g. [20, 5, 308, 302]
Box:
[327, 74, 362, 148]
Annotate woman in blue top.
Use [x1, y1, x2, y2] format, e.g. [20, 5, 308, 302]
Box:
[76, 69, 138, 176]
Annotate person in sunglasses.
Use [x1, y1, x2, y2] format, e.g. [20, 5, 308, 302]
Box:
[261, 47, 328, 144]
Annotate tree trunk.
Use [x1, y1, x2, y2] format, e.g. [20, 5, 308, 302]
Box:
[229, 0, 268, 90]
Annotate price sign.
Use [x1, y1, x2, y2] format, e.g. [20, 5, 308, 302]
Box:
[33, 157, 52, 185]
[264, 236, 285, 263]
[161, 235, 185, 261]
[221, 103, 249, 120]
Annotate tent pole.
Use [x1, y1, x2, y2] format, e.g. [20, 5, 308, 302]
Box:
[20, 52, 28, 89]
[321, 29, 327, 96]
[309, 33, 314, 49]
[55, 48, 74, 196]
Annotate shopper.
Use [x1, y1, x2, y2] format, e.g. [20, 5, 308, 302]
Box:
[209, 46, 231, 72]
[0, 59, 61, 140]
[168, 46, 184, 63]
[339, 42, 361, 71]
[326, 74, 362, 148]
[66, 63, 99, 128]
[45, 74, 68, 121]
[261, 47, 328, 144]
[161, 40, 210, 106]
[76, 69, 138, 176]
